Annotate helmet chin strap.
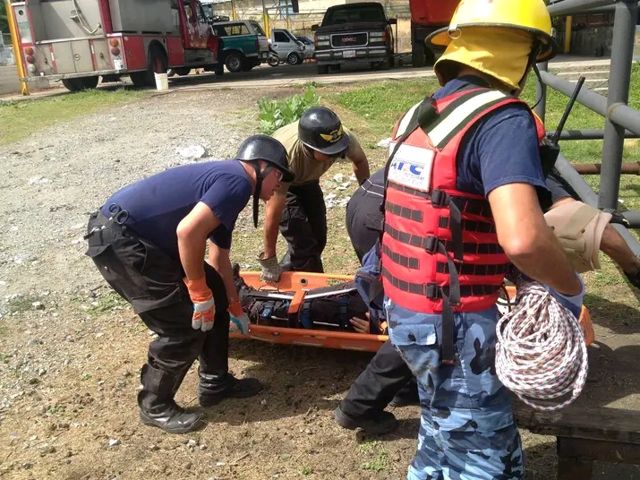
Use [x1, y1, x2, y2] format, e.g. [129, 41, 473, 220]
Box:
[251, 162, 263, 228]
[251, 163, 275, 228]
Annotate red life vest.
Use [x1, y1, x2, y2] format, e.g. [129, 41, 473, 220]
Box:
[382, 87, 545, 316]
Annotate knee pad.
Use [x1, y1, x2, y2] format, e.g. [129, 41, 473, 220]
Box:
[544, 201, 612, 273]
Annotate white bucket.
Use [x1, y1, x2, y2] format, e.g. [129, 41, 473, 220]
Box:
[154, 72, 169, 91]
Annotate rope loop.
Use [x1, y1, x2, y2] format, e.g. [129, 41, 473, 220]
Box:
[496, 281, 588, 411]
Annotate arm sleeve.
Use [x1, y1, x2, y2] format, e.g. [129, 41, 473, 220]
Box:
[200, 174, 251, 248]
[200, 174, 251, 231]
[473, 107, 549, 196]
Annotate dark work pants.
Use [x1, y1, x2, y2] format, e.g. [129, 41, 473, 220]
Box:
[279, 180, 327, 272]
[340, 339, 415, 418]
[138, 263, 230, 380]
[341, 170, 416, 418]
[86, 212, 230, 406]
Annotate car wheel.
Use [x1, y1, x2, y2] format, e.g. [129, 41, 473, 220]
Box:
[225, 52, 245, 73]
[317, 65, 329, 74]
[287, 52, 301, 65]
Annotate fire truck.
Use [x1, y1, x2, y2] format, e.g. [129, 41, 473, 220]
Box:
[409, 0, 459, 67]
[9, 0, 222, 91]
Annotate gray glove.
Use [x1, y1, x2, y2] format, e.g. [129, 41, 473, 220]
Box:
[258, 253, 282, 282]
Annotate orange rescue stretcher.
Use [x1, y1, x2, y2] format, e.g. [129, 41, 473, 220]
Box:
[230, 271, 594, 352]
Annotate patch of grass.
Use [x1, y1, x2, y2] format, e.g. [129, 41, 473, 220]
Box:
[0, 88, 148, 145]
[329, 79, 439, 140]
[300, 465, 314, 475]
[258, 84, 320, 134]
[85, 291, 129, 316]
[359, 440, 389, 472]
[3, 294, 42, 314]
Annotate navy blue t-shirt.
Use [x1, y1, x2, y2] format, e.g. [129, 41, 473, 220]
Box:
[432, 77, 548, 196]
[101, 160, 252, 258]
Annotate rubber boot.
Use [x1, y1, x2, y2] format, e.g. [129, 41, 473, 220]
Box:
[198, 371, 263, 407]
[138, 364, 204, 434]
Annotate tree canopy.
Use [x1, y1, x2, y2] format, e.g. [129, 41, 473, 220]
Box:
[1, 2, 9, 35]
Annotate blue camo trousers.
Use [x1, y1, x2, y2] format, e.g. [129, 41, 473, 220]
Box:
[386, 300, 523, 480]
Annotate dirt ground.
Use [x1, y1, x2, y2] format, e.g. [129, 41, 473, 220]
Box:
[1, 86, 639, 480]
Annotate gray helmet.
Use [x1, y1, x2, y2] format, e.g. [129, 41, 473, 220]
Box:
[236, 134, 294, 182]
[298, 107, 350, 156]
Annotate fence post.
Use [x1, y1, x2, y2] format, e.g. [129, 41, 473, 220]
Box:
[599, 0, 638, 210]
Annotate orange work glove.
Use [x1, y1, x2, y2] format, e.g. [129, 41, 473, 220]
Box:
[184, 277, 215, 332]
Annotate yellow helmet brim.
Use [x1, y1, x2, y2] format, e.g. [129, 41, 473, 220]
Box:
[426, 25, 557, 62]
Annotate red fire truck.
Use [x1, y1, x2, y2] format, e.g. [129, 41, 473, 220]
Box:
[409, 0, 459, 67]
[9, 0, 222, 91]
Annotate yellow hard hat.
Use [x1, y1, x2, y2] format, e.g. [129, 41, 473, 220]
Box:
[427, 0, 556, 62]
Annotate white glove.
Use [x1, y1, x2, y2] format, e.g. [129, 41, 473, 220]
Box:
[192, 297, 215, 332]
[258, 253, 283, 282]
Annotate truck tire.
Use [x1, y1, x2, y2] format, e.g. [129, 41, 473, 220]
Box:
[62, 76, 99, 92]
[317, 64, 329, 74]
[224, 52, 245, 73]
[286, 52, 302, 66]
[412, 42, 426, 68]
[131, 44, 168, 88]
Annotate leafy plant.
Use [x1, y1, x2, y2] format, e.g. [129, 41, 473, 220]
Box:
[258, 84, 320, 134]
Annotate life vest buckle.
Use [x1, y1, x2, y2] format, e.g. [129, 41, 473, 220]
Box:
[424, 235, 438, 254]
[431, 189, 449, 208]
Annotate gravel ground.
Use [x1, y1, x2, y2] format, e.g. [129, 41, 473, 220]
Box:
[2, 86, 636, 480]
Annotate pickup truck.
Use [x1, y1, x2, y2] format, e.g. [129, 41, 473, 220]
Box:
[313, 2, 396, 74]
[211, 20, 270, 72]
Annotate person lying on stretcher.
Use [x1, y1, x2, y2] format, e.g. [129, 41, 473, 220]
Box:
[232, 264, 386, 333]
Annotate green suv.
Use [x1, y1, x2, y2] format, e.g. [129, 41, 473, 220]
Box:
[211, 20, 270, 72]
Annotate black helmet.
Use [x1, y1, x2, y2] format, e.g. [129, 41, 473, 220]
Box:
[236, 134, 294, 182]
[298, 107, 350, 156]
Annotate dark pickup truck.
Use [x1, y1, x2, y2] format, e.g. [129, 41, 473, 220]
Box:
[313, 2, 396, 74]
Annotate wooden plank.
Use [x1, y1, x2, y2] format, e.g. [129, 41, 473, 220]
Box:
[558, 437, 640, 464]
[514, 403, 640, 444]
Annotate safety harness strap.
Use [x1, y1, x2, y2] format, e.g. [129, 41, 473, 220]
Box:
[382, 267, 500, 299]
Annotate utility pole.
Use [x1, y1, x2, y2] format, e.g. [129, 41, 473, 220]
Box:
[261, 0, 270, 35]
[5, 0, 29, 95]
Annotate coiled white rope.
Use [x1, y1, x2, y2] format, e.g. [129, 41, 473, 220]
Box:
[495, 281, 589, 411]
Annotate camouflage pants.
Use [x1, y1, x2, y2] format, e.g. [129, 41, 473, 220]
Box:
[386, 300, 523, 480]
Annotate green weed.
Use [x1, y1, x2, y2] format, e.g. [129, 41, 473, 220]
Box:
[301, 465, 314, 475]
[359, 440, 388, 472]
[86, 291, 128, 315]
[258, 84, 320, 134]
[4, 294, 42, 314]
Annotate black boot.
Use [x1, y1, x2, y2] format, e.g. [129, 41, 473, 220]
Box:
[625, 269, 640, 289]
[138, 364, 204, 434]
[333, 406, 398, 435]
[199, 371, 263, 407]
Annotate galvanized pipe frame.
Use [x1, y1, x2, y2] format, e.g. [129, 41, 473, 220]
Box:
[557, 129, 639, 140]
[534, 0, 640, 255]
